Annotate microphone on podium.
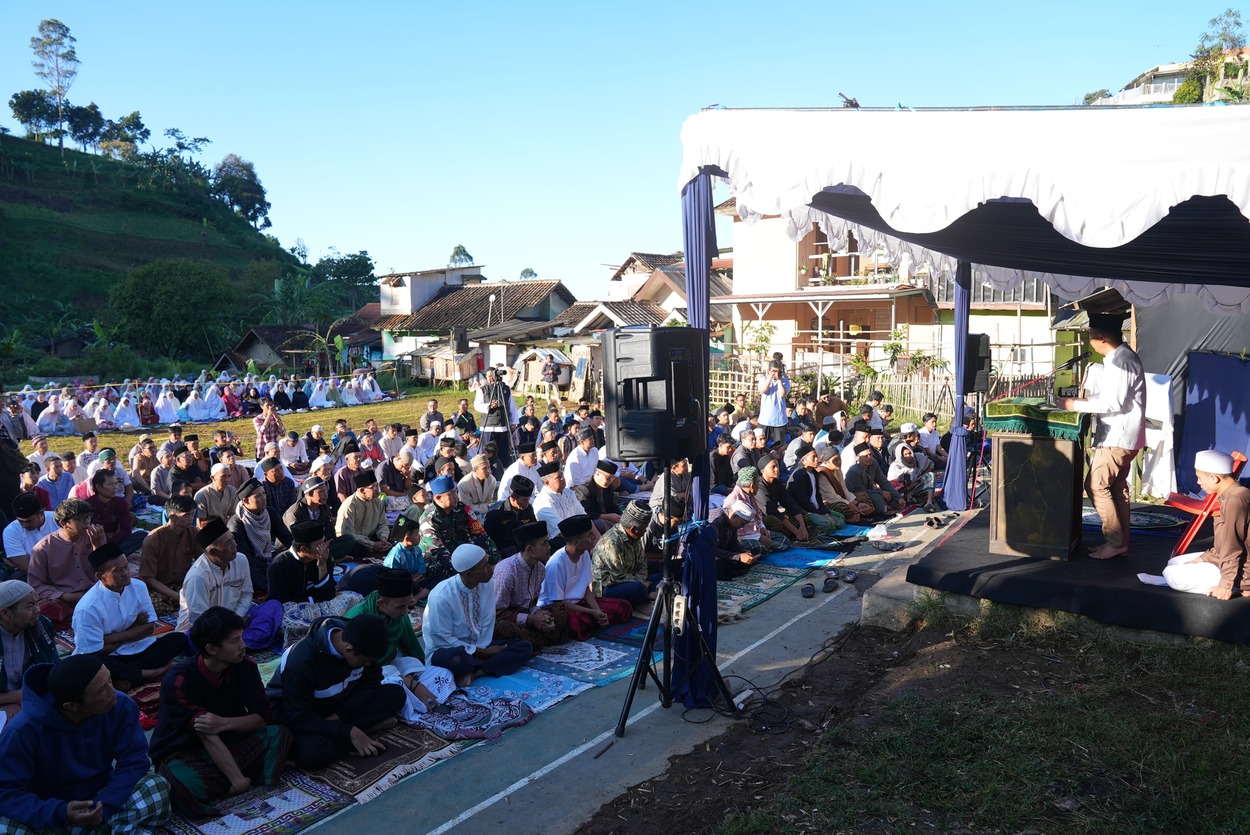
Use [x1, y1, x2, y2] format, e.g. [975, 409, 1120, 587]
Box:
[1059, 351, 1091, 371]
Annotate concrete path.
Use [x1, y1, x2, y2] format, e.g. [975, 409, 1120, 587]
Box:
[308, 510, 955, 834]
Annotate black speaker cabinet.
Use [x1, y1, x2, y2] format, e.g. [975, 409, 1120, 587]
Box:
[603, 326, 707, 461]
[963, 333, 991, 393]
[989, 432, 1084, 560]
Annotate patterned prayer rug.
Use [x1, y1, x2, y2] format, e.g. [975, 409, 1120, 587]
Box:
[162, 770, 353, 835]
[593, 616, 655, 649]
[464, 666, 592, 713]
[304, 725, 462, 803]
[526, 638, 662, 687]
[408, 693, 534, 741]
[130, 681, 162, 729]
[716, 563, 814, 610]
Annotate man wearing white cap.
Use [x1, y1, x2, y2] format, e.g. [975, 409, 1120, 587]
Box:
[711, 501, 763, 579]
[422, 544, 532, 685]
[1058, 312, 1146, 560]
[1139, 451, 1250, 598]
[194, 464, 238, 527]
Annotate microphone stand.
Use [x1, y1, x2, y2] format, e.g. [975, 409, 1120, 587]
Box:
[990, 354, 1089, 405]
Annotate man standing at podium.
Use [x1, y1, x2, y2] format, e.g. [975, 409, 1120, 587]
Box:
[1058, 312, 1145, 560]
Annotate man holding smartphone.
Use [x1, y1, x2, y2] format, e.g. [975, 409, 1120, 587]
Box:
[757, 361, 790, 450]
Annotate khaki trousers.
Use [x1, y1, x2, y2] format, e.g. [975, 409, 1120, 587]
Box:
[1085, 446, 1138, 550]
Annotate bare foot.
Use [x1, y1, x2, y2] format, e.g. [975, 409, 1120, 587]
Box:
[455, 671, 475, 688]
[1089, 545, 1128, 560]
[227, 778, 252, 797]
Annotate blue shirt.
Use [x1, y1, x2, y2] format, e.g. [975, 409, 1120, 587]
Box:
[757, 375, 790, 427]
[384, 542, 426, 575]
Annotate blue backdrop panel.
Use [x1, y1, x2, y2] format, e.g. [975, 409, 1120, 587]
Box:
[1177, 351, 1250, 494]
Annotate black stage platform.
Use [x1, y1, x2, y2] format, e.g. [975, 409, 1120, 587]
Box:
[907, 510, 1250, 644]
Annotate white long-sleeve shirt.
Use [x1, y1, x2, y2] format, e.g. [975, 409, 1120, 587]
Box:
[533, 486, 585, 538]
[72, 579, 158, 656]
[496, 458, 543, 501]
[563, 445, 599, 488]
[177, 553, 254, 631]
[423, 575, 496, 656]
[1072, 344, 1146, 451]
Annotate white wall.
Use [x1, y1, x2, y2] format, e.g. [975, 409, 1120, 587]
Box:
[733, 217, 797, 295]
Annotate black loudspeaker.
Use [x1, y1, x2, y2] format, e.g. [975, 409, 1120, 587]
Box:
[962, 333, 991, 393]
[603, 326, 706, 461]
[451, 326, 468, 354]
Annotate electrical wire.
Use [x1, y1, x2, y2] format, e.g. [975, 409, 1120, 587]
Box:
[666, 619, 863, 734]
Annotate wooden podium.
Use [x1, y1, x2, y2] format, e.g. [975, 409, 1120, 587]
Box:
[988, 432, 1085, 560]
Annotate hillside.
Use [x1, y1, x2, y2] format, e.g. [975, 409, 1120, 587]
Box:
[0, 134, 296, 311]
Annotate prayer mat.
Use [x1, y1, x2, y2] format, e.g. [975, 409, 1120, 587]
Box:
[304, 725, 462, 803]
[54, 628, 75, 657]
[130, 681, 162, 729]
[135, 506, 166, 529]
[526, 638, 663, 687]
[408, 692, 534, 741]
[162, 770, 353, 835]
[761, 548, 842, 570]
[716, 564, 813, 610]
[595, 616, 656, 649]
[254, 652, 282, 685]
[1081, 508, 1186, 533]
[465, 666, 592, 713]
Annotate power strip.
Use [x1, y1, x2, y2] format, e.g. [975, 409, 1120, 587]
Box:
[671, 594, 686, 635]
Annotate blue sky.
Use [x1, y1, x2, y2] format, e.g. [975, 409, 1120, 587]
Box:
[0, 1, 1221, 299]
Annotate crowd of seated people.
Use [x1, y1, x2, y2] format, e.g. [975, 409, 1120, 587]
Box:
[0, 365, 1020, 820]
[0, 370, 394, 437]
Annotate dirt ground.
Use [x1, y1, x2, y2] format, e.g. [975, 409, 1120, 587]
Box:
[580, 624, 924, 834]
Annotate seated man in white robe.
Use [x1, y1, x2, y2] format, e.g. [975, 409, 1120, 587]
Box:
[422, 544, 532, 686]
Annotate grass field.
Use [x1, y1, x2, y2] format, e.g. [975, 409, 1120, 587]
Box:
[12, 392, 499, 459]
[716, 603, 1250, 835]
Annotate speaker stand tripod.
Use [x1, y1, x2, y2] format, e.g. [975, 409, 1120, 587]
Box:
[614, 464, 738, 737]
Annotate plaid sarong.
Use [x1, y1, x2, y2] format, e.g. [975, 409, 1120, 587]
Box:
[0, 771, 170, 835]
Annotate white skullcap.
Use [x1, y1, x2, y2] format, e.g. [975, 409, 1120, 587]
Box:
[310, 425, 323, 433]
[1195, 450, 1234, 475]
[210, 463, 228, 476]
[752, 427, 766, 438]
[729, 501, 754, 520]
[900, 422, 919, 434]
[311, 455, 334, 470]
[0, 579, 35, 608]
[451, 543, 487, 573]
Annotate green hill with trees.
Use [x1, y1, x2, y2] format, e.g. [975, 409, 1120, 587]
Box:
[0, 18, 378, 382]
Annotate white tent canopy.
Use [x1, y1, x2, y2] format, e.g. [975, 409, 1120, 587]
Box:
[679, 106, 1250, 314]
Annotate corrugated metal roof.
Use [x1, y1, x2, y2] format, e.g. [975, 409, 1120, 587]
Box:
[375, 280, 575, 332]
[467, 318, 557, 343]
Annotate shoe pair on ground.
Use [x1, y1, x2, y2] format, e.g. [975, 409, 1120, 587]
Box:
[800, 567, 859, 597]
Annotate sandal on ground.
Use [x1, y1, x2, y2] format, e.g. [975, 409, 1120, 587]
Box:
[822, 577, 838, 593]
[800, 583, 815, 598]
[839, 569, 859, 583]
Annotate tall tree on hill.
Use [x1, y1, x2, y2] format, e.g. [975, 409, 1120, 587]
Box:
[66, 102, 105, 151]
[99, 111, 149, 160]
[1177, 8, 1246, 103]
[448, 245, 474, 267]
[313, 250, 376, 312]
[107, 260, 240, 358]
[30, 19, 80, 157]
[8, 90, 57, 142]
[213, 153, 271, 229]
